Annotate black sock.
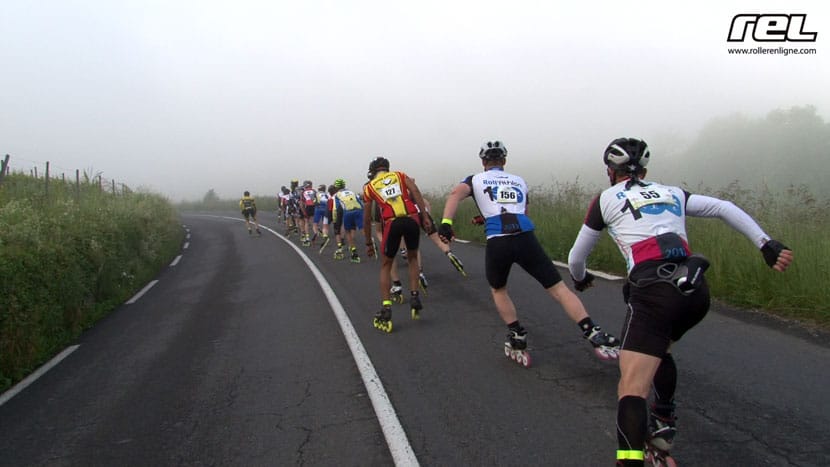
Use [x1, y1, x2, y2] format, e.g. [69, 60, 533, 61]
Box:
[653, 354, 677, 416]
[507, 321, 523, 332]
[578, 317, 596, 336]
[617, 395, 647, 466]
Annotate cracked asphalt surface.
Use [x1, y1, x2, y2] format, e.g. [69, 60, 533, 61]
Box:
[0, 213, 827, 466]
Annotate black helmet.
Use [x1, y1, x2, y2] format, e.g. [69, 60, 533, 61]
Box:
[603, 138, 650, 173]
[281, 186, 289, 195]
[479, 140, 507, 160]
[368, 156, 390, 177]
[244, 190, 250, 196]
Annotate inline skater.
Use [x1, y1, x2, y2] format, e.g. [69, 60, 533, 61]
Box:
[299, 180, 316, 246]
[438, 140, 619, 367]
[311, 184, 331, 248]
[239, 191, 261, 236]
[332, 178, 364, 262]
[566, 137, 793, 466]
[362, 156, 432, 331]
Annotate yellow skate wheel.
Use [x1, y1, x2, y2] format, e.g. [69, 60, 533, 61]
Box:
[411, 308, 420, 320]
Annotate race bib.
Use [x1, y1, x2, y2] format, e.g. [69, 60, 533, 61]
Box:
[496, 186, 522, 204]
[379, 183, 402, 200]
[624, 186, 674, 210]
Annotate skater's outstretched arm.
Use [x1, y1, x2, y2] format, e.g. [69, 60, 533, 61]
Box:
[438, 182, 472, 243]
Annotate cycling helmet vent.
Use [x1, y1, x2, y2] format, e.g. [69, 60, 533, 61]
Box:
[603, 138, 650, 172]
[479, 140, 507, 160]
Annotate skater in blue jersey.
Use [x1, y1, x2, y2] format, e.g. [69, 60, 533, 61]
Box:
[439, 140, 620, 367]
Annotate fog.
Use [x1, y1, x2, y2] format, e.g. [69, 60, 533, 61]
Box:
[1, 1, 828, 201]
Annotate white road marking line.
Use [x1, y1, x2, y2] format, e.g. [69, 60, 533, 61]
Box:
[551, 260, 623, 280]
[170, 255, 182, 267]
[210, 215, 419, 467]
[183, 241, 190, 249]
[125, 280, 159, 304]
[0, 345, 80, 407]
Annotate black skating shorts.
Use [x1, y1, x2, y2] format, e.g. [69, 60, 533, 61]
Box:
[620, 279, 711, 358]
[484, 231, 562, 290]
[382, 215, 421, 258]
[242, 208, 256, 219]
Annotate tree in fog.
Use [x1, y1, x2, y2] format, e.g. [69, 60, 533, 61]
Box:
[670, 106, 829, 197]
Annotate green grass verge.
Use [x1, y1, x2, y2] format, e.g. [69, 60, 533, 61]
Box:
[0, 174, 183, 393]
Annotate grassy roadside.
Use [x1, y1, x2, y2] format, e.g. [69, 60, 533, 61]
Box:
[0, 174, 183, 393]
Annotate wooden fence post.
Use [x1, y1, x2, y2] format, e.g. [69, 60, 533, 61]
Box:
[0, 154, 9, 185]
[45, 161, 50, 199]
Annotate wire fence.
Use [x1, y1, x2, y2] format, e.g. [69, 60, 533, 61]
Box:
[0, 154, 132, 197]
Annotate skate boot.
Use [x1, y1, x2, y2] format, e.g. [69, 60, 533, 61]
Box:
[350, 246, 361, 263]
[446, 250, 466, 276]
[333, 244, 345, 260]
[646, 413, 678, 467]
[504, 328, 531, 367]
[418, 272, 428, 294]
[318, 235, 330, 254]
[584, 326, 620, 360]
[302, 235, 311, 247]
[409, 291, 422, 320]
[390, 282, 404, 304]
[648, 404, 677, 453]
[373, 306, 393, 333]
[400, 248, 407, 259]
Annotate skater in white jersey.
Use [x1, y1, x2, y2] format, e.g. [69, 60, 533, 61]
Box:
[438, 140, 620, 367]
[567, 137, 793, 466]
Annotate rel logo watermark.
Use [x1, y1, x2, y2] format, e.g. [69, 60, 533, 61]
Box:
[728, 14, 818, 42]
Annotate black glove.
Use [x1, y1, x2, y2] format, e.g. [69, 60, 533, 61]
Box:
[572, 271, 595, 292]
[438, 222, 455, 243]
[471, 215, 485, 225]
[761, 239, 789, 268]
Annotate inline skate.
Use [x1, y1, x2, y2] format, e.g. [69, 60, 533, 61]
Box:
[504, 328, 531, 367]
[333, 244, 345, 260]
[645, 406, 677, 466]
[390, 282, 404, 304]
[418, 272, 428, 294]
[585, 326, 620, 360]
[318, 235, 330, 254]
[446, 250, 466, 276]
[373, 306, 393, 333]
[409, 291, 422, 320]
[350, 246, 361, 263]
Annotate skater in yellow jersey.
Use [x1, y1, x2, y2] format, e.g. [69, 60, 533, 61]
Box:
[331, 178, 364, 262]
[239, 191, 261, 236]
[362, 157, 432, 331]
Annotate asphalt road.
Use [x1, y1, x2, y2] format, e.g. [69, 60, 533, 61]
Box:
[1, 213, 827, 466]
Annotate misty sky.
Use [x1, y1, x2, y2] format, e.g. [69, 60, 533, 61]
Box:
[1, 1, 827, 201]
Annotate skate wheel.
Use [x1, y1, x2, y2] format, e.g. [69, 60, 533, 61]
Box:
[504, 346, 511, 357]
[411, 308, 420, 320]
[520, 352, 531, 367]
[385, 321, 393, 333]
